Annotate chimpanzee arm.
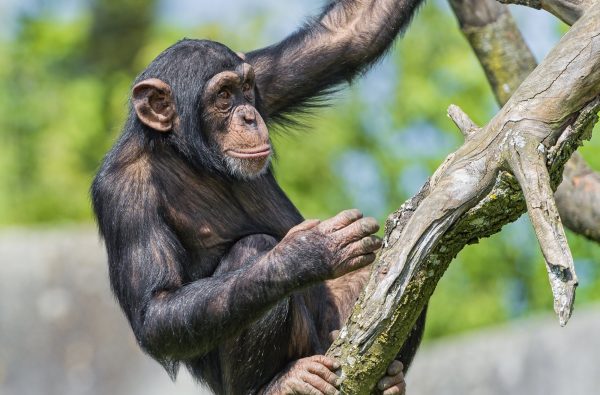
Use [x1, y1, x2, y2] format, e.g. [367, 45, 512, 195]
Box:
[94, 170, 381, 361]
[246, 0, 425, 121]
[104, 217, 313, 361]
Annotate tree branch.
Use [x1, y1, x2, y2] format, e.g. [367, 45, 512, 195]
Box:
[451, 0, 600, 243]
[326, 3, 600, 393]
[555, 154, 600, 241]
[496, 0, 593, 25]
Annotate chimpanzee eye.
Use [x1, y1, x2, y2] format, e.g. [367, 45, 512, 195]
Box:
[218, 89, 232, 100]
[242, 82, 252, 92]
[216, 88, 233, 111]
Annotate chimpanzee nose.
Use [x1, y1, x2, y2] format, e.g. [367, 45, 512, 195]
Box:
[242, 108, 256, 126]
[244, 113, 256, 126]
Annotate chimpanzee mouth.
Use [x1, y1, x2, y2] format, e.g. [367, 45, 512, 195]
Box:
[226, 145, 271, 159]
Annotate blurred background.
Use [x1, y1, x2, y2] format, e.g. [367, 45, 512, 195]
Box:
[1, 0, 599, 394]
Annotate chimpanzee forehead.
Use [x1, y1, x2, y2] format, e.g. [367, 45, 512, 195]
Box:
[199, 47, 249, 76]
[207, 62, 254, 80]
[140, 39, 243, 83]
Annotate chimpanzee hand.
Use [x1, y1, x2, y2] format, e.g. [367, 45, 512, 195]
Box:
[260, 355, 406, 395]
[277, 209, 382, 282]
[260, 355, 342, 395]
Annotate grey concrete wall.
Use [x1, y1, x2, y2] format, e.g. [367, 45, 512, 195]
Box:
[407, 306, 600, 395]
[1, 227, 599, 395]
[0, 227, 203, 395]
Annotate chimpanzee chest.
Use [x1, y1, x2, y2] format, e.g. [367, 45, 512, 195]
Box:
[161, 171, 303, 279]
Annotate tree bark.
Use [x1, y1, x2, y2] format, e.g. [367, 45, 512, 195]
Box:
[555, 155, 600, 241]
[497, 0, 593, 25]
[326, 3, 600, 393]
[451, 0, 600, 244]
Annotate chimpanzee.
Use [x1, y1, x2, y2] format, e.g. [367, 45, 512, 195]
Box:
[92, 0, 428, 394]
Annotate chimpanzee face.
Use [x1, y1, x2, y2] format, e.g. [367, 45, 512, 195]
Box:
[130, 40, 271, 180]
[200, 62, 271, 179]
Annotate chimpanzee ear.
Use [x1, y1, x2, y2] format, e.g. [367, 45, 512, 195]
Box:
[132, 78, 176, 132]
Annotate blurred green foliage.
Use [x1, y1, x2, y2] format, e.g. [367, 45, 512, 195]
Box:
[0, 0, 599, 340]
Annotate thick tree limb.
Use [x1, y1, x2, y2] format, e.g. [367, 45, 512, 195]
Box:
[497, 0, 593, 25]
[326, 4, 600, 393]
[451, 0, 600, 243]
[451, 0, 536, 104]
[555, 155, 600, 241]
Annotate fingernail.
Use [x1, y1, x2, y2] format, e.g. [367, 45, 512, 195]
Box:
[335, 377, 344, 387]
[333, 361, 341, 370]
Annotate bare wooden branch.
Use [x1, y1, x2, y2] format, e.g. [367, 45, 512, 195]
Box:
[452, 0, 586, 323]
[326, 4, 600, 393]
[555, 155, 600, 241]
[497, 0, 593, 25]
[447, 104, 480, 138]
[452, 0, 506, 26]
[507, 137, 578, 324]
[452, 0, 600, 244]
[451, 0, 536, 104]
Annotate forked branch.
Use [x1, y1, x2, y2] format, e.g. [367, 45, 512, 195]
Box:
[326, 4, 600, 393]
[452, 0, 600, 243]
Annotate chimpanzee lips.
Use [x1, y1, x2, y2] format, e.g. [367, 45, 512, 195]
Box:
[226, 145, 271, 159]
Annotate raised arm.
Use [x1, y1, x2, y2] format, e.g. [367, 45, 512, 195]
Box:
[246, 0, 426, 121]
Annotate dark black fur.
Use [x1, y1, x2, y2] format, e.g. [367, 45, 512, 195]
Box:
[92, 1, 427, 394]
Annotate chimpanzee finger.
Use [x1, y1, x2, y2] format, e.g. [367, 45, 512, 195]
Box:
[379, 371, 404, 389]
[387, 360, 404, 376]
[300, 372, 340, 395]
[318, 209, 363, 234]
[383, 383, 406, 395]
[382, 378, 406, 395]
[335, 253, 376, 277]
[287, 219, 321, 236]
[341, 236, 382, 260]
[378, 370, 405, 392]
[288, 378, 325, 395]
[307, 362, 340, 387]
[306, 355, 341, 371]
[333, 217, 380, 246]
